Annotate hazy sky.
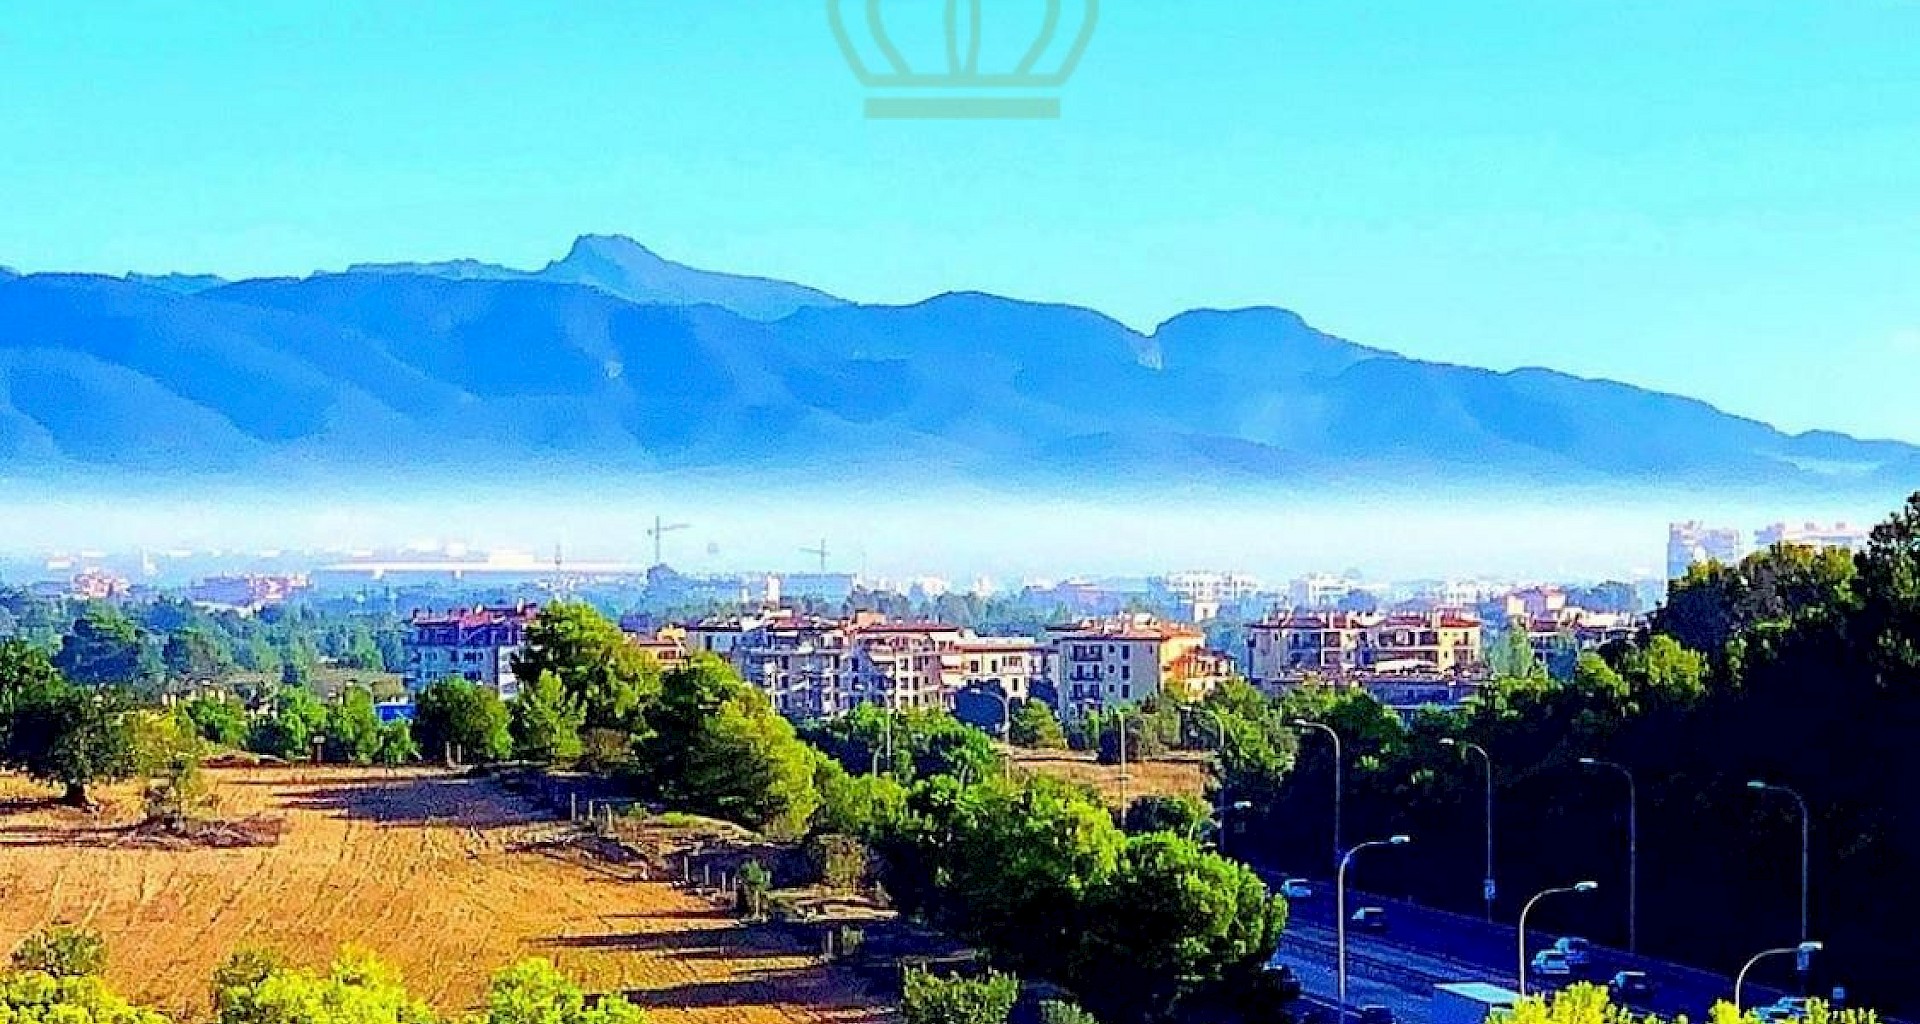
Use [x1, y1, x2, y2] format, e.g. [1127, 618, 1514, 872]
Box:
[3, 1, 1918, 441]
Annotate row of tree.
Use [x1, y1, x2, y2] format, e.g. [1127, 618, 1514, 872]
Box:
[1238, 494, 1920, 1016]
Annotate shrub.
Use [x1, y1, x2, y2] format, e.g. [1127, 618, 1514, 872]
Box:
[809, 833, 873, 892]
[736, 860, 772, 919]
[1040, 1001, 1100, 1024]
[900, 969, 1019, 1024]
[10, 925, 108, 978]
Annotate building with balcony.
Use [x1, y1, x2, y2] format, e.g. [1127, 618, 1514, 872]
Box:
[1048, 615, 1234, 717]
[403, 604, 538, 698]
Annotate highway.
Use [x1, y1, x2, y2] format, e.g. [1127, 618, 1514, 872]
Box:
[1266, 880, 1811, 1024]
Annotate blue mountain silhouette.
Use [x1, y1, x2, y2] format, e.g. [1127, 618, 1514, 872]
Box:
[0, 236, 1912, 495]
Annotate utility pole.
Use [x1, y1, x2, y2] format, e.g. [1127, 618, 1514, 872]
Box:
[647, 516, 691, 568]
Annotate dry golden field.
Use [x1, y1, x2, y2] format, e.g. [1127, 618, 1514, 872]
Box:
[1007, 750, 1212, 807]
[0, 768, 889, 1024]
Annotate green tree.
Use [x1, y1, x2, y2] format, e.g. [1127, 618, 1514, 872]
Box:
[54, 606, 151, 687]
[1039, 1002, 1100, 1024]
[0, 964, 169, 1024]
[1070, 833, 1286, 1023]
[1008, 700, 1067, 749]
[375, 720, 418, 767]
[413, 678, 512, 764]
[512, 603, 660, 733]
[212, 947, 438, 1024]
[646, 657, 820, 837]
[483, 958, 648, 1024]
[509, 671, 586, 764]
[163, 626, 234, 681]
[183, 694, 251, 748]
[901, 969, 1019, 1024]
[1122, 793, 1211, 839]
[3, 680, 137, 806]
[247, 686, 330, 760]
[325, 687, 385, 765]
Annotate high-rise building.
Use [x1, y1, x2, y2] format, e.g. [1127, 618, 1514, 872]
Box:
[1667, 522, 1746, 579]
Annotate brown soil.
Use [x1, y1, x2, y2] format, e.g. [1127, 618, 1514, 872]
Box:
[0, 768, 891, 1024]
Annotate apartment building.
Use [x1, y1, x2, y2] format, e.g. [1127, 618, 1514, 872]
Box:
[1048, 615, 1235, 717]
[1755, 521, 1869, 554]
[1247, 610, 1485, 686]
[1668, 521, 1747, 579]
[403, 603, 537, 698]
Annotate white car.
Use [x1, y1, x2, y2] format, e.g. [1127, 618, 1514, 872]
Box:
[1531, 950, 1573, 978]
[1758, 998, 1814, 1023]
[1280, 878, 1315, 899]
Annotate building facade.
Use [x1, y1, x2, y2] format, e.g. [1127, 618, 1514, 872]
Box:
[1667, 521, 1747, 579]
[1247, 610, 1485, 686]
[402, 604, 537, 699]
[1048, 615, 1235, 717]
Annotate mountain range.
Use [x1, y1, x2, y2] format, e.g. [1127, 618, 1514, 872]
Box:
[0, 235, 1913, 497]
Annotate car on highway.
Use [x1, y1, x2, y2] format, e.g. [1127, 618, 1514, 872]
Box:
[1757, 997, 1815, 1023]
[1350, 906, 1389, 932]
[1552, 936, 1593, 970]
[1281, 878, 1315, 899]
[1607, 971, 1656, 1005]
[1257, 962, 1304, 1002]
[1530, 950, 1574, 979]
[1357, 1005, 1396, 1024]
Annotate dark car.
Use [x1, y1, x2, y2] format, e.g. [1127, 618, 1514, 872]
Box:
[1358, 1005, 1396, 1024]
[1608, 971, 1656, 1005]
[1258, 963, 1305, 1002]
[1350, 906, 1389, 932]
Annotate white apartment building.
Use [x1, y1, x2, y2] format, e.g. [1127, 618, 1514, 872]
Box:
[402, 604, 537, 699]
[1049, 615, 1236, 717]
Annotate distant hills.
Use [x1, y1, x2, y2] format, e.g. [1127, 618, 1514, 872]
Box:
[0, 235, 1914, 496]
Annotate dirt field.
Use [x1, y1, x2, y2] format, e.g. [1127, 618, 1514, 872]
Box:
[0, 768, 889, 1024]
[1008, 750, 1212, 806]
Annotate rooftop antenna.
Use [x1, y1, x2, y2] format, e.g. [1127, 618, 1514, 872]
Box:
[647, 515, 691, 568]
[801, 538, 830, 574]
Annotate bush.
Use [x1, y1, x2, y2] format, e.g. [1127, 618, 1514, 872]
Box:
[809, 833, 872, 892]
[11, 925, 107, 978]
[1008, 701, 1067, 749]
[901, 969, 1019, 1024]
[1122, 794, 1211, 839]
[736, 860, 772, 919]
[484, 957, 648, 1024]
[1040, 1001, 1100, 1024]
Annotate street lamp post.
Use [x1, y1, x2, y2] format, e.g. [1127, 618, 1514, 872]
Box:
[1220, 800, 1253, 855]
[1749, 780, 1812, 944]
[1442, 738, 1495, 921]
[1581, 757, 1639, 953]
[985, 687, 1014, 784]
[1519, 882, 1598, 996]
[1338, 836, 1411, 1024]
[1737, 942, 1823, 1012]
[1199, 707, 1235, 852]
[1294, 719, 1344, 874]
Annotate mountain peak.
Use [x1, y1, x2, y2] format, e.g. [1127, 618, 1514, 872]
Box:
[562, 233, 664, 265]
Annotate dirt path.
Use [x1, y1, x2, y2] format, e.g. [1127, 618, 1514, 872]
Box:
[0, 768, 891, 1024]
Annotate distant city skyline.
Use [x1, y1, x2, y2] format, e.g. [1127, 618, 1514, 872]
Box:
[3, 3, 1918, 440]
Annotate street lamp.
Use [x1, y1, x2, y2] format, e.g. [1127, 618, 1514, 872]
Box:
[1218, 799, 1253, 854]
[1442, 738, 1495, 921]
[1294, 719, 1344, 873]
[1196, 707, 1238, 853]
[1519, 881, 1598, 996]
[1749, 780, 1812, 944]
[1580, 757, 1639, 952]
[984, 687, 1014, 784]
[1338, 836, 1411, 1024]
[1737, 942, 1823, 1012]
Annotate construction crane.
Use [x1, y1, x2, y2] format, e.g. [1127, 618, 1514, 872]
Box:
[800, 538, 830, 574]
[647, 516, 691, 567]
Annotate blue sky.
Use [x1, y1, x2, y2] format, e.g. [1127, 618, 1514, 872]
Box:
[3, 0, 1918, 441]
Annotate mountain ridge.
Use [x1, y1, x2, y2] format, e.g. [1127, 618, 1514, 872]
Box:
[0, 236, 1912, 498]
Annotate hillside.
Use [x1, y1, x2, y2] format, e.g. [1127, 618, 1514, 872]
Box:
[0, 236, 1913, 496]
